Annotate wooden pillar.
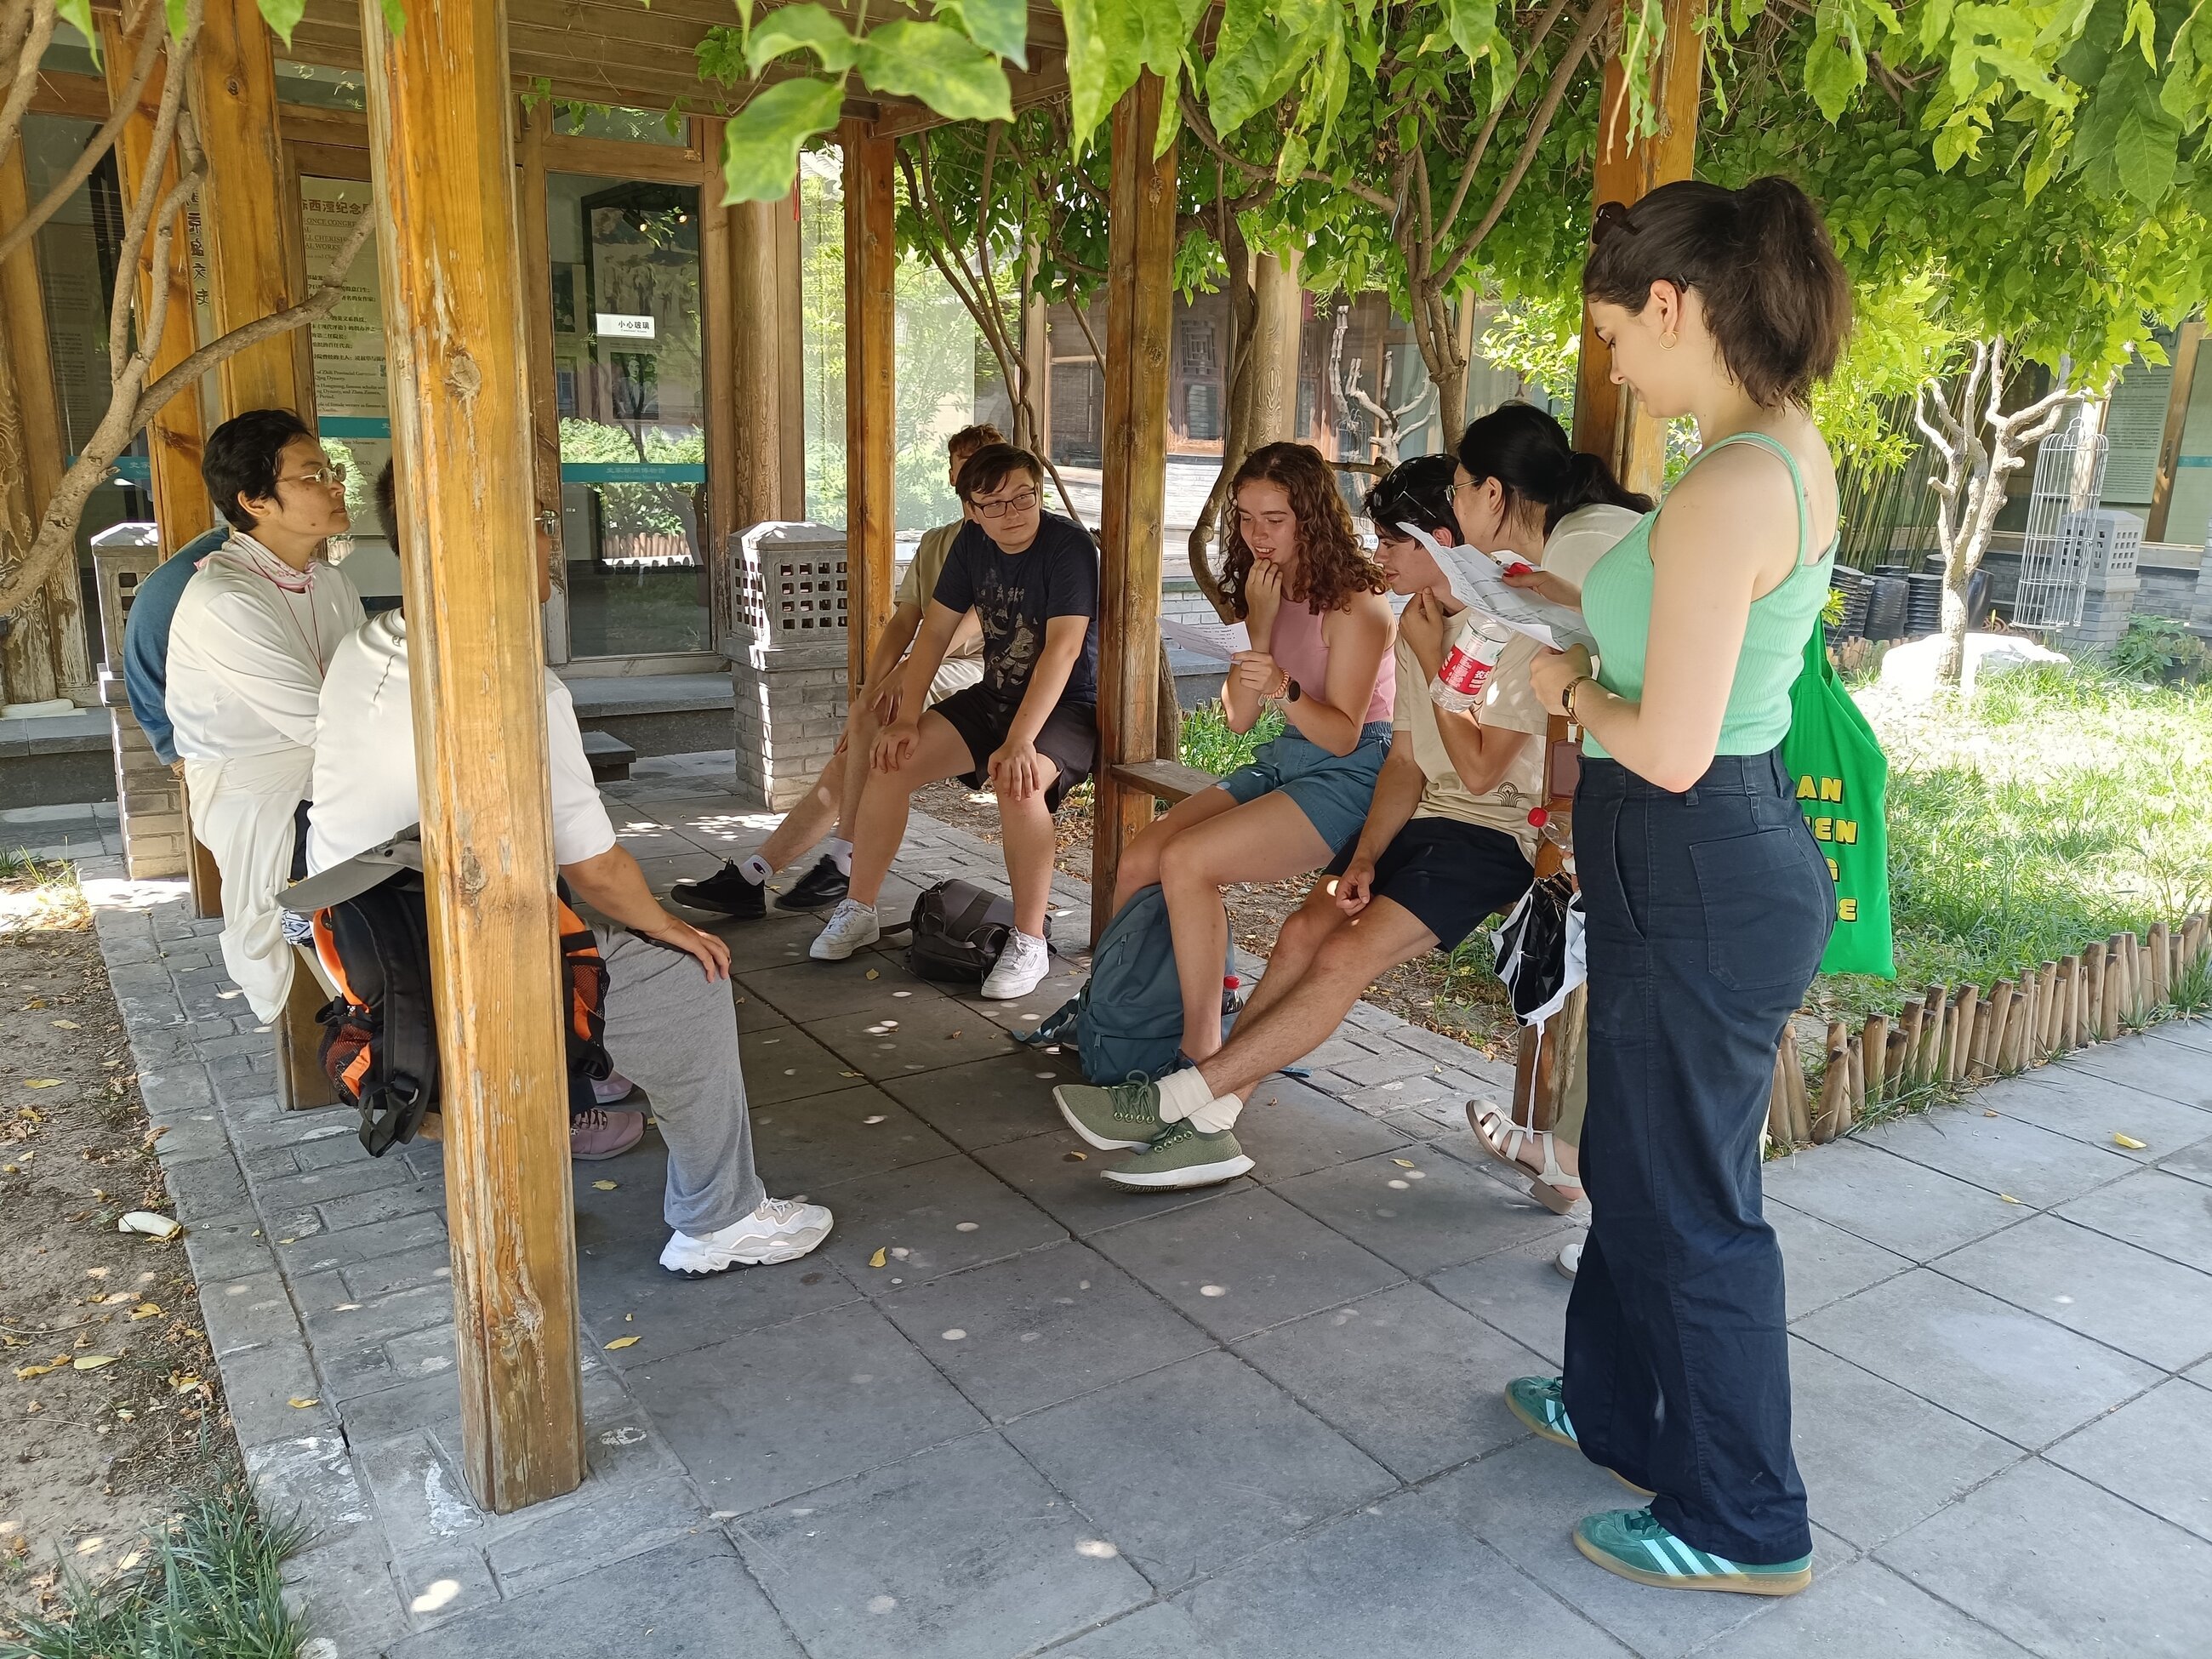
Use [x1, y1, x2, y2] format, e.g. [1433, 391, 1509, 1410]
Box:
[101, 16, 216, 550]
[361, 0, 584, 1514]
[517, 102, 567, 664]
[775, 184, 807, 519]
[1570, 0, 1704, 500]
[1022, 287, 1052, 455]
[732, 197, 794, 530]
[1249, 247, 1303, 446]
[195, 0, 312, 414]
[2148, 319, 2205, 544]
[841, 121, 895, 693]
[1090, 73, 1177, 941]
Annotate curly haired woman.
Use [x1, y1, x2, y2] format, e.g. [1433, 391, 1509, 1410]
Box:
[1097, 442, 1394, 1177]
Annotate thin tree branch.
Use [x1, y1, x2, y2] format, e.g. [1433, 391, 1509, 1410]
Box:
[1175, 90, 1393, 212]
[0, 0, 56, 178]
[1434, 0, 1575, 243]
[0, 4, 162, 264]
[107, 0, 198, 389]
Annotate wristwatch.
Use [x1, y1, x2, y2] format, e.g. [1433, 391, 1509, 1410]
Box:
[1285, 677, 1302, 703]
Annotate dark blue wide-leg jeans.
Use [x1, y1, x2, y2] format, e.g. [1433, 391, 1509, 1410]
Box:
[1564, 749, 1834, 1565]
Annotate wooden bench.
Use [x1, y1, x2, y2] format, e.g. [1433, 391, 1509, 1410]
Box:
[1109, 758, 1219, 807]
[581, 729, 636, 783]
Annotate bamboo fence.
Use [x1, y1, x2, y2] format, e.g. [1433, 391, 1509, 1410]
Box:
[1765, 910, 2212, 1151]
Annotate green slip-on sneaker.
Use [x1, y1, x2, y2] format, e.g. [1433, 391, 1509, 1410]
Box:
[1573, 1508, 1811, 1598]
[1102, 1120, 1255, 1189]
[1055, 1078, 1169, 1151]
[1504, 1377, 1656, 1498]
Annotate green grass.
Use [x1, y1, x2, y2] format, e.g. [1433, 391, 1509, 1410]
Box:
[0, 1459, 310, 1659]
[1178, 699, 1284, 776]
[1811, 663, 2212, 1023]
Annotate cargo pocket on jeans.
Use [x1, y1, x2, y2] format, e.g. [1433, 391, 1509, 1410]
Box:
[1687, 825, 1830, 995]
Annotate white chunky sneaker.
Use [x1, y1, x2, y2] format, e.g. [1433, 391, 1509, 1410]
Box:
[981, 928, 1051, 1000]
[658, 1196, 833, 1274]
[809, 898, 881, 961]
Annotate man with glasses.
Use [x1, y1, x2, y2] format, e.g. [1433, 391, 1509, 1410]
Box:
[809, 443, 1098, 1000]
[166, 409, 366, 1020]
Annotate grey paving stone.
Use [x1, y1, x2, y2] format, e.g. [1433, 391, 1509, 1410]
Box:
[876, 1240, 1211, 1422]
[1979, 1067, 2212, 1164]
[358, 1431, 490, 1551]
[165, 1149, 251, 1224]
[1233, 1280, 1554, 1481]
[941, 950, 1091, 1033]
[1271, 1146, 1571, 1277]
[199, 1270, 306, 1359]
[301, 1280, 453, 1349]
[1769, 1201, 1913, 1321]
[811, 1151, 1066, 1289]
[391, 1542, 499, 1630]
[313, 1179, 446, 1232]
[334, 1369, 465, 1449]
[281, 1525, 416, 1657]
[1177, 1488, 1628, 1659]
[180, 1212, 280, 1285]
[483, 1470, 708, 1599]
[2055, 1166, 2212, 1274]
[738, 1023, 860, 1106]
[749, 1084, 958, 1191]
[1787, 1338, 2021, 1551]
[2161, 1132, 2212, 1187]
[709, 913, 833, 973]
[2151, 1017, 2212, 1054]
[1761, 1139, 2023, 1263]
[881, 1049, 1087, 1151]
[214, 1336, 341, 1452]
[973, 1125, 1259, 1236]
[622, 1301, 986, 1514]
[801, 999, 1026, 1080]
[733, 1434, 1150, 1659]
[1427, 1229, 1576, 1368]
[738, 954, 959, 1023]
[1934, 1212, 2212, 1372]
[1690, 1559, 2036, 1659]
[1086, 1187, 1404, 1341]
[1004, 1349, 1397, 1590]
[2044, 1378, 2212, 1544]
[385, 1532, 805, 1658]
[1851, 1103, 2141, 1210]
[1880, 1457, 2212, 1659]
[1040, 1601, 1223, 1658]
[1229, 1074, 1414, 1179]
[733, 982, 790, 1034]
[2061, 1033, 2212, 1109]
[338, 1241, 453, 1303]
[275, 1207, 447, 1274]
[1793, 1268, 2162, 1448]
[1427, 1440, 1844, 1659]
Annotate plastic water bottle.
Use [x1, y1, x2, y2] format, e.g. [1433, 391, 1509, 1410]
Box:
[1430, 617, 1513, 712]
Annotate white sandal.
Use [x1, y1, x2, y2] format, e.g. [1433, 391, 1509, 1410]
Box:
[1467, 1102, 1585, 1216]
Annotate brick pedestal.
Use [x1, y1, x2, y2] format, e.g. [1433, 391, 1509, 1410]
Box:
[2052, 510, 2144, 656]
[91, 535, 188, 879]
[721, 522, 852, 811]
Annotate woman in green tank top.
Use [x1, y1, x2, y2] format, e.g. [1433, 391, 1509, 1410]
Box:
[1503, 177, 1851, 1597]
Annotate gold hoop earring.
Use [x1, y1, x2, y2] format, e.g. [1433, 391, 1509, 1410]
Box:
[1660, 330, 1679, 351]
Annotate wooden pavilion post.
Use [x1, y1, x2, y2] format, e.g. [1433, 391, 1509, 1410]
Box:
[361, 0, 585, 1513]
[841, 120, 896, 693]
[1090, 73, 1177, 941]
[195, 0, 313, 414]
[1517, 0, 1702, 1134]
[518, 100, 567, 665]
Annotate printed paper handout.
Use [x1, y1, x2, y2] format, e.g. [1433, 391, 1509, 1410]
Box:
[1400, 522, 1596, 653]
[1159, 615, 1251, 663]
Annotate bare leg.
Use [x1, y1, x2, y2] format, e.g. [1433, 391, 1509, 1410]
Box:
[845, 714, 976, 909]
[834, 696, 889, 837]
[1234, 876, 1350, 1033]
[756, 748, 845, 874]
[1155, 790, 1330, 1062]
[1110, 785, 1240, 914]
[994, 756, 1063, 938]
[1194, 896, 1436, 1099]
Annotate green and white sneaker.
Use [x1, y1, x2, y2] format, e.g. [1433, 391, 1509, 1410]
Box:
[1102, 1120, 1254, 1189]
[1504, 1377, 1656, 1498]
[1573, 1508, 1810, 1597]
[1054, 1078, 1168, 1150]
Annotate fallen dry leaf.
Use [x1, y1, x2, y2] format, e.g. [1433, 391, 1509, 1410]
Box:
[603, 1336, 640, 1350]
[48, 1020, 79, 1031]
[71, 1355, 117, 1371]
[591, 1180, 618, 1191]
[841, 1070, 864, 1078]
[1998, 1194, 2021, 1205]
[128, 1304, 161, 1320]
[14, 1363, 63, 1380]
[2113, 1133, 2147, 1150]
[1392, 1159, 1417, 1169]
[1063, 1150, 1087, 1161]
[21, 1080, 61, 1091]
[867, 1247, 887, 1268]
[288, 1397, 319, 1409]
[864, 968, 880, 979]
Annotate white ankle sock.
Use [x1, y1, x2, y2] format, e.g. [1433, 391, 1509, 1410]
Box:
[826, 838, 852, 875]
[738, 855, 772, 885]
[1154, 1065, 1239, 1133]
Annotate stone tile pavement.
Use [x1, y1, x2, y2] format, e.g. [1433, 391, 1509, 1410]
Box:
[48, 752, 2212, 1658]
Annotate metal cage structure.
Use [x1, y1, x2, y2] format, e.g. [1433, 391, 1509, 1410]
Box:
[2012, 406, 2112, 630]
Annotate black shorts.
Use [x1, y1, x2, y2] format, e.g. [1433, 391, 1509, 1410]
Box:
[929, 685, 1097, 814]
[1331, 816, 1534, 952]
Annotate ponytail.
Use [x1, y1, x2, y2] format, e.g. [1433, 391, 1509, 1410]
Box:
[1457, 401, 1652, 536]
[1583, 175, 1850, 408]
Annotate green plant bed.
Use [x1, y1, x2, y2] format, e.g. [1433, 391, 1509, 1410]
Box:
[1178, 699, 1283, 778]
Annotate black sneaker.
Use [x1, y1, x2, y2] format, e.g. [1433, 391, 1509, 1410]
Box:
[779, 854, 850, 911]
[670, 861, 766, 919]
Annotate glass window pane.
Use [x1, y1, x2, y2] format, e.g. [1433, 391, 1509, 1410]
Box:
[548, 173, 709, 656]
[275, 61, 368, 110]
[298, 175, 400, 605]
[552, 105, 687, 147]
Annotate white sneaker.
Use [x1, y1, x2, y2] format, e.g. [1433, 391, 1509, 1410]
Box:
[981, 928, 1051, 1000]
[658, 1196, 833, 1274]
[809, 898, 880, 961]
[1555, 1234, 1582, 1280]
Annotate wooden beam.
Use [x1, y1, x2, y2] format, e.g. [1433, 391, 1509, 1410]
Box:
[1112, 758, 1218, 807]
[1570, 0, 1704, 499]
[196, 0, 315, 415]
[1090, 72, 1177, 943]
[517, 100, 567, 665]
[2147, 319, 2204, 543]
[841, 117, 895, 693]
[27, 69, 109, 121]
[700, 116, 739, 631]
[360, 0, 585, 1515]
[101, 16, 217, 553]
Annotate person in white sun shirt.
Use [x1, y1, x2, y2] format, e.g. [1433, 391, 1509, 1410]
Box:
[305, 465, 831, 1274]
[166, 410, 365, 1022]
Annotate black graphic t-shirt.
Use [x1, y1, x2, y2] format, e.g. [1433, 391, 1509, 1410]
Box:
[930, 512, 1100, 706]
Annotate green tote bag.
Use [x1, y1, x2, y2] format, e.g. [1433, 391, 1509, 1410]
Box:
[1782, 628, 1896, 978]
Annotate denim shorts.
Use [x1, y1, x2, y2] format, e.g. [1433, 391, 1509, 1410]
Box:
[1217, 721, 1392, 858]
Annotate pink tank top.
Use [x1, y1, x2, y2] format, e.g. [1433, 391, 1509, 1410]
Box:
[1267, 597, 1394, 725]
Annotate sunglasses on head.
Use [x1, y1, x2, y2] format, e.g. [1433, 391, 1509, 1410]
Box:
[1592, 200, 1639, 243]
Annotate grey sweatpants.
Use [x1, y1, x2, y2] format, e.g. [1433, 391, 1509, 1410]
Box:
[597, 930, 763, 1235]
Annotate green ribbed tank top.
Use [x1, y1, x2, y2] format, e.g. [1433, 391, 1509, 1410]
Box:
[1580, 430, 1835, 759]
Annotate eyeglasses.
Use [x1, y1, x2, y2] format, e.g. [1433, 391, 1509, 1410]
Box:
[284, 464, 348, 489]
[1448, 479, 1485, 498]
[972, 487, 1038, 520]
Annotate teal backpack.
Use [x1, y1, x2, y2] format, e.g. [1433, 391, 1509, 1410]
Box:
[1022, 884, 1231, 1084]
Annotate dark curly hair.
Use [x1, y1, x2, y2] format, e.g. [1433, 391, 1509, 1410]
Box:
[1217, 442, 1386, 622]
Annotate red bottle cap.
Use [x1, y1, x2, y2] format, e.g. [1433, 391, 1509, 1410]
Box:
[1527, 807, 1549, 828]
[1506, 562, 1534, 577]
[1223, 976, 1240, 990]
